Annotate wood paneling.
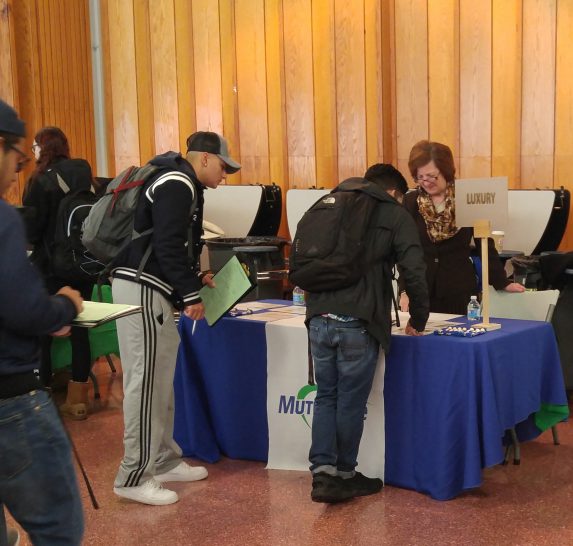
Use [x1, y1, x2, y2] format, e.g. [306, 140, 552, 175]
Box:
[312, 0, 337, 188]
[365, 0, 384, 170]
[192, 0, 223, 133]
[149, 0, 179, 154]
[133, 0, 155, 163]
[107, 0, 140, 169]
[335, 1, 366, 182]
[283, 0, 316, 188]
[5, 0, 573, 248]
[521, 0, 557, 188]
[554, 0, 573, 251]
[428, 0, 459, 162]
[459, 0, 492, 178]
[492, 0, 522, 187]
[235, 0, 270, 184]
[395, 0, 428, 177]
[219, 0, 241, 184]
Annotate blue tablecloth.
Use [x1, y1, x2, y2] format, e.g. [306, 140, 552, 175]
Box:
[174, 309, 567, 500]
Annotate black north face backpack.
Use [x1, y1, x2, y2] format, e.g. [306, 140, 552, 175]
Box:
[288, 178, 379, 292]
[50, 173, 105, 282]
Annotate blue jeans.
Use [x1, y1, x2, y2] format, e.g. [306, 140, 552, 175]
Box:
[0, 390, 83, 546]
[308, 316, 380, 474]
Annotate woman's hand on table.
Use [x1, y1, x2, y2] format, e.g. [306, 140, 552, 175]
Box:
[503, 282, 526, 293]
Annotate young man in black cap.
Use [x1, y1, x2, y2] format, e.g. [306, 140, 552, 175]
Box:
[0, 99, 84, 544]
[111, 131, 241, 505]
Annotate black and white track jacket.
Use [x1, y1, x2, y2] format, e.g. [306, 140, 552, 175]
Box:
[112, 152, 205, 310]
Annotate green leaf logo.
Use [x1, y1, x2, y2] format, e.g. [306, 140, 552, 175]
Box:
[296, 384, 317, 428]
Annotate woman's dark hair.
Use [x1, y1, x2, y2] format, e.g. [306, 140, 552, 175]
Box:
[408, 140, 456, 184]
[32, 126, 70, 175]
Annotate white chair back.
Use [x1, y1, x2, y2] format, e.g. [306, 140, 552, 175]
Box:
[488, 287, 559, 321]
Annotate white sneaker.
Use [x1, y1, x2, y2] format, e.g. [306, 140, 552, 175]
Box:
[113, 478, 179, 505]
[154, 461, 208, 483]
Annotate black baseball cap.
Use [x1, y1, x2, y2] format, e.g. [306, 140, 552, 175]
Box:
[186, 131, 241, 174]
[0, 100, 26, 137]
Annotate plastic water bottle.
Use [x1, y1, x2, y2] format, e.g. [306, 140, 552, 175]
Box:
[467, 295, 481, 321]
[292, 286, 306, 306]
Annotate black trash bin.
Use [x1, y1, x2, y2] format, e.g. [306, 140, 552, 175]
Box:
[206, 237, 288, 303]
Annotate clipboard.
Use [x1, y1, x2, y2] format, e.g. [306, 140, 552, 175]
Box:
[199, 256, 255, 326]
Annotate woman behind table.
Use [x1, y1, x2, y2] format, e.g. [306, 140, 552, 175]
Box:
[23, 126, 95, 420]
[399, 140, 524, 315]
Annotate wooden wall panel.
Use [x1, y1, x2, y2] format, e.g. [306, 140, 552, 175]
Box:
[235, 0, 270, 184]
[192, 0, 223, 133]
[395, 0, 428, 177]
[6, 1, 573, 247]
[219, 0, 241, 184]
[107, 0, 141, 169]
[335, 1, 366, 182]
[0, 0, 16, 105]
[264, 0, 289, 234]
[149, 0, 179, 154]
[459, 0, 492, 178]
[428, 0, 459, 162]
[283, 0, 316, 188]
[311, 0, 337, 188]
[521, 0, 557, 188]
[554, 0, 573, 251]
[174, 0, 197, 155]
[133, 0, 155, 163]
[364, 0, 384, 169]
[491, 0, 522, 187]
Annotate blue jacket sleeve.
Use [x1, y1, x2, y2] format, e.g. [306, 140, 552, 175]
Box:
[0, 204, 77, 335]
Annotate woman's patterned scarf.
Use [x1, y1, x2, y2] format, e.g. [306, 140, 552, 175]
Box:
[417, 184, 459, 242]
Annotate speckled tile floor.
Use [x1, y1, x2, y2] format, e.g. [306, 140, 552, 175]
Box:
[7, 357, 573, 546]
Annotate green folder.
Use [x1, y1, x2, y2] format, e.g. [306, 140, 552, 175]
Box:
[200, 256, 255, 326]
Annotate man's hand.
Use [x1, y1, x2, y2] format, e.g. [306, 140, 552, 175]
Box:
[51, 325, 71, 337]
[184, 302, 205, 321]
[404, 320, 424, 336]
[57, 286, 83, 315]
[201, 273, 216, 288]
[399, 292, 410, 312]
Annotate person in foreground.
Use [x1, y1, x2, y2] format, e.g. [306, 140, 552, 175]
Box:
[0, 100, 84, 545]
[111, 131, 241, 505]
[400, 140, 524, 315]
[306, 164, 429, 503]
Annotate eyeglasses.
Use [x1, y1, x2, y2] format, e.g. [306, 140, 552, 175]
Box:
[8, 144, 31, 173]
[416, 172, 440, 183]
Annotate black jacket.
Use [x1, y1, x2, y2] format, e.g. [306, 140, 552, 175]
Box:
[402, 189, 510, 314]
[0, 201, 77, 376]
[306, 179, 429, 351]
[112, 152, 205, 309]
[22, 158, 94, 281]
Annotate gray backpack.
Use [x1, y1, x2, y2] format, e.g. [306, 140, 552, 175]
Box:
[82, 164, 160, 265]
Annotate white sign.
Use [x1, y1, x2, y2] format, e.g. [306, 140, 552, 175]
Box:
[455, 177, 508, 230]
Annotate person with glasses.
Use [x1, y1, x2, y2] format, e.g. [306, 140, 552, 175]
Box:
[0, 99, 85, 546]
[399, 140, 524, 315]
[22, 126, 97, 420]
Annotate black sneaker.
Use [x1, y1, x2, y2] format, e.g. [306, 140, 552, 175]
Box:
[344, 471, 383, 497]
[311, 472, 356, 503]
